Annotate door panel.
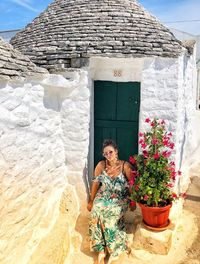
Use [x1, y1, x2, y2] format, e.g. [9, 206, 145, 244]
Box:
[117, 82, 140, 121]
[94, 81, 117, 120]
[117, 126, 139, 162]
[94, 81, 140, 167]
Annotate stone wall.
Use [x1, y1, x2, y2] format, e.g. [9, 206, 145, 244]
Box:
[10, 0, 182, 71]
[140, 53, 197, 192]
[89, 55, 196, 192]
[175, 51, 197, 189]
[0, 70, 90, 264]
[0, 52, 197, 263]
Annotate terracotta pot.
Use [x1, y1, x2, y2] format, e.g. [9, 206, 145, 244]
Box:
[138, 203, 172, 227]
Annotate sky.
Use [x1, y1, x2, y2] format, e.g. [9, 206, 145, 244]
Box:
[0, 0, 200, 35]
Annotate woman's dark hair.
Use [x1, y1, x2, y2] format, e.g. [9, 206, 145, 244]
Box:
[102, 139, 118, 152]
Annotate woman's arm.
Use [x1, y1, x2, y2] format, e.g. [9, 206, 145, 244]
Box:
[124, 161, 132, 181]
[87, 161, 103, 212]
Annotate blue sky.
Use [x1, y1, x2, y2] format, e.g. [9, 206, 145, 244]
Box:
[0, 0, 200, 35]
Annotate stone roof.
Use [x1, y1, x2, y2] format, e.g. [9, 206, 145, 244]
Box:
[11, 0, 183, 71]
[0, 37, 47, 80]
[182, 40, 196, 55]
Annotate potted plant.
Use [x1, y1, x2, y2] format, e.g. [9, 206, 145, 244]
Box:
[129, 118, 182, 228]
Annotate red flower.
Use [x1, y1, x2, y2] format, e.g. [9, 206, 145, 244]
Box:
[169, 142, 175, 149]
[152, 138, 159, 145]
[178, 170, 182, 176]
[139, 139, 144, 144]
[135, 185, 140, 191]
[129, 156, 137, 165]
[172, 193, 178, 198]
[160, 119, 165, 125]
[129, 117, 178, 206]
[163, 139, 169, 146]
[131, 170, 138, 177]
[143, 150, 149, 158]
[162, 150, 172, 158]
[167, 183, 174, 188]
[153, 152, 160, 160]
[170, 171, 176, 180]
[141, 143, 147, 149]
[167, 166, 174, 172]
[130, 201, 136, 206]
[129, 177, 135, 186]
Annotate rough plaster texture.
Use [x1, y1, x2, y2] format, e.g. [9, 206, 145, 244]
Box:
[0, 70, 90, 264]
[0, 39, 197, 264]
[140, 53, 197, 192]
[88, 53, 197, 191]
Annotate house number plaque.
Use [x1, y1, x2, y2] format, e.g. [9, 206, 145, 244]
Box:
[113, 69, 122, 77]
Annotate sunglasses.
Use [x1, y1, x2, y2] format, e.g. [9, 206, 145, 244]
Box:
[103, 150, 114, 157]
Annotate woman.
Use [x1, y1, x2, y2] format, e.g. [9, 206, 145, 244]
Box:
[87, 139, 135, 264]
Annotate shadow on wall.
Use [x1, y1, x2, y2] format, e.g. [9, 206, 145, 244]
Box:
[83, 166, 90, 202]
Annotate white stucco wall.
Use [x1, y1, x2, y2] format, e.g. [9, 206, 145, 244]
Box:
[0, 71, 90, 264]
[89, 54, 196, 191]
[0, 52, 197, 263]
[184, 111, 200, 180]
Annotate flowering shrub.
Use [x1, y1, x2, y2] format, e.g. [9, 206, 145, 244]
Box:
[129, 118, 183, 207]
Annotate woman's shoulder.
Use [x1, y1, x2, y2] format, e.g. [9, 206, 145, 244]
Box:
[96, 160, 106, 168]
[120, 160, 131, 168]
[94, 160, 106, 175]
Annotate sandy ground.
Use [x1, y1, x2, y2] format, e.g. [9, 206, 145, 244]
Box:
[178, 176, 200, 264]
[69, 175, 200, 264]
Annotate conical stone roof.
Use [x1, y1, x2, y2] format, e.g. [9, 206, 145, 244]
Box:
[0, 37, 47, 80]
[11, 0, 183, 71]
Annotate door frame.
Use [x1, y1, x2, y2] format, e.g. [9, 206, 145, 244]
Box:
[88, 79, 141, 182]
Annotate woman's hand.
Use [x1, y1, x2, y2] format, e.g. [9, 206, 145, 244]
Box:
[87, 200, 93, 212]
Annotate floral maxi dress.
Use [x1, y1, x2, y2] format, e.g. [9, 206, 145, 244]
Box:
[89, 170, 130, 258]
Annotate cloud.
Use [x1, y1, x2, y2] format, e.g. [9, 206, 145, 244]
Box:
[10, 0, 38, 12]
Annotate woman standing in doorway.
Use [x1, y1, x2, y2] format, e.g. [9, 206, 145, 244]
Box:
[87, 139, 135, 264]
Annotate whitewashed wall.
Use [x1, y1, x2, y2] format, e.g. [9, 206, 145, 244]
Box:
[175, 51, 198, 189]
[140, 57, 186, 192]
[0, 70, 90, 264]
[0, 52, 197, 263]
[183, 111, 200, 181]
[89, 54, 196, 191]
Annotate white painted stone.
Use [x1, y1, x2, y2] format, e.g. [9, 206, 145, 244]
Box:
[0, 70, 90, 264]
[89, 57, 144, 82]
[87, 54, 197, 191]
[133, 224, 173, 255]
[133, 199, 184, 255]
[0, 46, 198, 263]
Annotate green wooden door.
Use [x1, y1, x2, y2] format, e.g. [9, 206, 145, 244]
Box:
[94, 81, 140, 166]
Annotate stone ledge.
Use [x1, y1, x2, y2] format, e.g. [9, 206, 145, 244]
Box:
[132, 221, 175, 255]
[132, 199, 184, 255]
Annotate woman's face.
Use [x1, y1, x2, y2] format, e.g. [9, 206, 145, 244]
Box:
[103, 145, 118, 161]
